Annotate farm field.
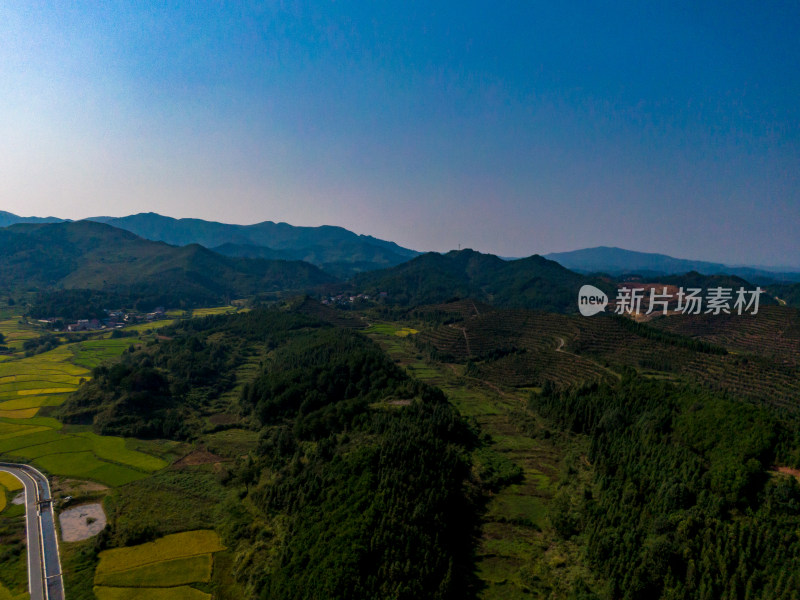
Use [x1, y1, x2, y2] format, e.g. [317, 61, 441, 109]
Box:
[364, 322, 418, 337]
[367, 324, 596, 598]
[0, 472, 22, 493]
[0, 425, 166, 486]
[0, 318, 40, 353]
[191, 306, 238, 317]
[417, 306, 800, 409]
[70, 338, 135, 369]
[93, 530, 223, 599]
[0, 344, 89, 417]
[93, 586, 211, 600]
[121, 319, 177, 333]
[0, 335, 169, 485]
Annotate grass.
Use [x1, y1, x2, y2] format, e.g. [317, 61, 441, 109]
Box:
[0, 473, 22, 493]
[104, 471, 228, 544]
[0, 500, 28, 596]
[93, 586, 211, 600]
[94, 554, 212, 587]
[0, 426, 166, 486]
[70, 338, 134, 369]
[0, 334, 168, 487]
[0, 580, 27, 600]
[0, 408, 40, 419]
[202, 428, 259, 458]
[0, 430, 164, 487]
[0, 429, 65, 453]
[0, 423, 50, 440]
[0, 346, 89, 414]
[33, 452, 148, 487]
[0, 319, 40, 352]
[0, 416, 62, 429]
[121, 320, 176, 334]
[0, 394, 71, 411]
[365, 322, 419, 337]
[191, 307, 237, 317]
[75, 433, 168, 471]
[96, 530, 224, 574]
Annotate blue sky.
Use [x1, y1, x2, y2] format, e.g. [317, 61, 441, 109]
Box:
[1, 1, 798, 266]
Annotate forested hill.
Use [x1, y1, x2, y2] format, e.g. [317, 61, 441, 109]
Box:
[349, 248, 612, 312]
[58, 307, 478, 598]
[0, 220, 335, 307]
[90, 212, 420, 273]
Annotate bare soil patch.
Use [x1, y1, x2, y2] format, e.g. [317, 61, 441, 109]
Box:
[208, 413, 240, 426]
[174, 448, 226, 467]
[59, 503, 107, 542]
[774, 466, 800, 479]
[51, 477, 109, 496]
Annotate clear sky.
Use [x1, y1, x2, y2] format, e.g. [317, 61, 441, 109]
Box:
[1, 1, 798, 266]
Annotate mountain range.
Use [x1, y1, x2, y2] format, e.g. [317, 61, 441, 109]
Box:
[545, 246, 800, 284]
[0, 221, 334, 308]
[89, 213, 419, 276]
[1, 211, 797, 288]
[0, 210, 63, 228]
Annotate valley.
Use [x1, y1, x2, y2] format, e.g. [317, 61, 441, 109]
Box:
[0, 226, 798, 600]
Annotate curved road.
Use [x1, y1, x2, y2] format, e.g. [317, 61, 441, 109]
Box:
[0, 463, 64, 600]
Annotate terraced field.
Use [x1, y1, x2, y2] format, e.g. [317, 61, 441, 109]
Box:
[649, 305, 800, 366]
[364, 323, 418, 337]
[70, 338, 136, 369]
[94, 586, 211, 600]
[93, 530, 224, 599]
[191, 306, 238, 317]
[418, 308, 800, 409]
[0, 345, 89, 418]
[0, 318, 40, 352]
[368, 324, 596, 599]
[0, 334, 169, 485]
[0, 421, 167, 486]
[120, 319, 177, 333]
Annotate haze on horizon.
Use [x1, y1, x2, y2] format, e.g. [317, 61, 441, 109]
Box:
[1, 2, 798, 267]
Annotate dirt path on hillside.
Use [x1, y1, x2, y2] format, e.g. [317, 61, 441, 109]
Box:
[555, 336, 621, 380]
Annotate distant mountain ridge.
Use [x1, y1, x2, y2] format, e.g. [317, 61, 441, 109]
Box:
[0, 210, 419, 277]
[545, 246, 800, 284]
[0, 210, 64, 228]
[0, 221, 335, 307]
[88, 212, 419, 276]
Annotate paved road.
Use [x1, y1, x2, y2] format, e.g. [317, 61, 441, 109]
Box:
[0, 463, 65, 600]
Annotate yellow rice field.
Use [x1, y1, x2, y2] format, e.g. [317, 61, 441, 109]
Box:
[96, 530, 225, 575]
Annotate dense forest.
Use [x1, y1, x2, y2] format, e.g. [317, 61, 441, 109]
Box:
[531, 376, 800, 599]
[232, 328, 478, 599]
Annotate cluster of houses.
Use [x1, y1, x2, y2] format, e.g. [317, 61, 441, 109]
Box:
[38, 307, 167, 332]
[322, 292, 387, 306]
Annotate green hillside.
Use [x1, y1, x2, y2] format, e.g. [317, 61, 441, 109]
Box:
[0, 221, 336, 308]
[350, 248, 611, 312]
[93, 212, 419, 272]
